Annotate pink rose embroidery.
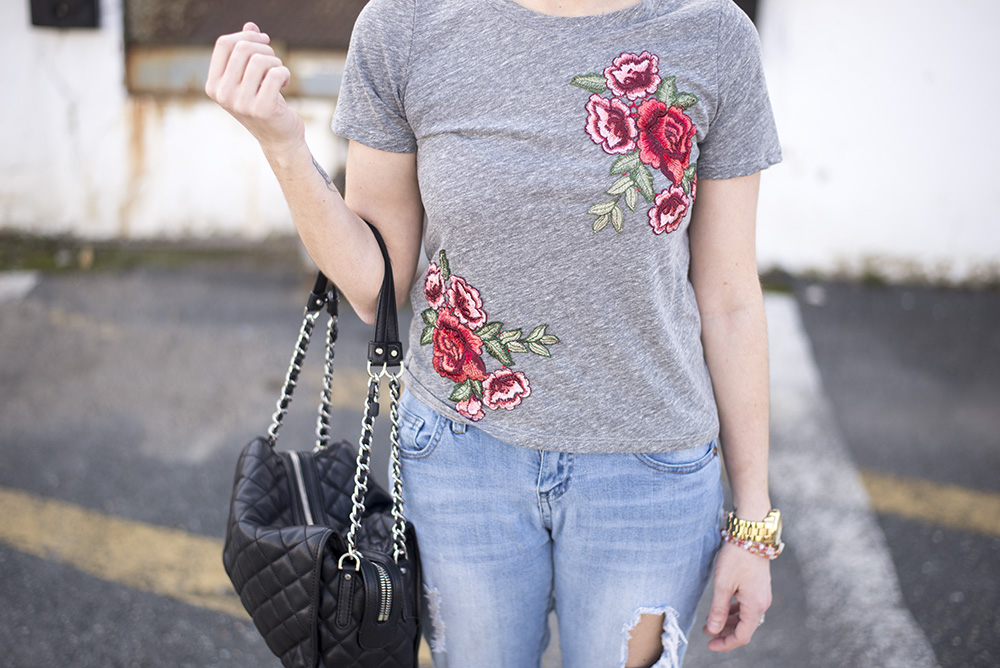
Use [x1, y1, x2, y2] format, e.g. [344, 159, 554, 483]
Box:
[647, 186, 690, 235]
[585, 94, 638, 155]
[604, 51, 661, 100]
[424, 262, 446, 309]
[455, 395, 485, 422]
[448, 275, 488, 330]
[636, 99, 697, 185]
[482, 368, 532, 410]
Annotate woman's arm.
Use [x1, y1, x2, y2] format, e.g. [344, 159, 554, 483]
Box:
[688, 173, 773, 652]
[205, 23, 424, 323]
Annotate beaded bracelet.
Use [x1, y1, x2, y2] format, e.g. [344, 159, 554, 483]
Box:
[721, 530, 784, 560]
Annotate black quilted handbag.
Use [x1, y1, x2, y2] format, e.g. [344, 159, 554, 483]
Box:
[223, 225, 421, 668]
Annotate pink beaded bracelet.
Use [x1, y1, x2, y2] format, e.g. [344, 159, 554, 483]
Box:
[721, 530, 784, 560]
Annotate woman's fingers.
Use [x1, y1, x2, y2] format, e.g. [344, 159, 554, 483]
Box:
[238, 54, 288, 113]
[205, 27, 271, 100]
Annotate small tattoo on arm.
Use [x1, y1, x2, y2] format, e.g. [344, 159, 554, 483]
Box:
[312, 155, 336, 192]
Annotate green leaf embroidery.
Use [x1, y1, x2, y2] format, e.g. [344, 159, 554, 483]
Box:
[624, 185, 639, 212]
[606, 174, 634, 196]
[570, 73, 608, 94]
[525, 325, 548, 342]
[484, 339, 515, 367]
[656, 76, 678, 105]
[539, 334, 560, 345]
[527, 342, 552, 358]
[499, 329, 522, 345]
[438, 249, 450, 282]
[675, 92, 698, 110]
[610, 152, 642, 176]
[420, 324, 435, 345]
[449, 380, 472, 402]
[610, 205, 625, 233]
[682, 163, 697, 194]
[593, 214, 610, 233]
[421, 308, 437, 326]
[470, 379, 483, 398]
[477, 321, 503, 341]
[588, 201, 617, 216]
[507, 341, 528, 354]
[631, 164, 656, 202]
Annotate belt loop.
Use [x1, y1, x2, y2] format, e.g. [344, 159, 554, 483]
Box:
[451, 421, 467, 434]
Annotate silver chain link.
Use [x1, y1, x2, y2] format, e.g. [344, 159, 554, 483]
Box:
[267, 310, 320, 444]
[342, 367, 381, 569]
[314, 314, 337, 452]
[387, 372, 408, 563]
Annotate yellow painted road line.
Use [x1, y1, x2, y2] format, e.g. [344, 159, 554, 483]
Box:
[0, 485, 432, 664]
[0, 485, 244, 618]
[860, 469, 1000, 538]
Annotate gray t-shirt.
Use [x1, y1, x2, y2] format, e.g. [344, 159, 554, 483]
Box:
[332, 0, 781, 453]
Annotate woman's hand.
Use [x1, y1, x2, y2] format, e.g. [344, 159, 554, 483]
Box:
[702, 541, 773, 651]
[204, 22, 305, 155]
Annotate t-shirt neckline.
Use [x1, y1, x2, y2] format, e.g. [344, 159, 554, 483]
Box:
[486, 0, 655, 30]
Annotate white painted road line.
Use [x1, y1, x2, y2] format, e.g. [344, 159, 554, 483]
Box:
[765, 294, 940, 668]
[0, 271, 39, 303]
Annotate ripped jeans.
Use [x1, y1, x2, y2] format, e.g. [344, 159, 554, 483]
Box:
[396, 390, 723, 668]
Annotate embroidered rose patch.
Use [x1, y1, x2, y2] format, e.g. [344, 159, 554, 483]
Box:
[420, 250, 559, 421]
[572, 51, 699, 235]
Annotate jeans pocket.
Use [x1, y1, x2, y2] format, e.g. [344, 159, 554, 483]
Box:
[397, 393, 446, 459]
[632, 440, 718, 474]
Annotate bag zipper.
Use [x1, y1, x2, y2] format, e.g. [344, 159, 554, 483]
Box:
[372, 561, 393, 622]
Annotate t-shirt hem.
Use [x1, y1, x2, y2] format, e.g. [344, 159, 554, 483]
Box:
[697, 151, 783, 180]
[330, 122, 417, 154]
[402, 368, 720, 454]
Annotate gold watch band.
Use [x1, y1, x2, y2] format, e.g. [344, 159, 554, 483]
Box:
[725, 509, 782, 545]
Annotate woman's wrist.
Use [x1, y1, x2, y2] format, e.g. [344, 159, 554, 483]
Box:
[731, 498, 772, 522]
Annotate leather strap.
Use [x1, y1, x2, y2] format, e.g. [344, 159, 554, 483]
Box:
[365, 223, 403, 367]
[309, 222, 401, 367]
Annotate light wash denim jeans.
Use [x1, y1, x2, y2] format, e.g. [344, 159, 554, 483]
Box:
[396, 390, 723, 668]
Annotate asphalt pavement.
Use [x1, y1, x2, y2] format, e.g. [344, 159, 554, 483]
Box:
[0, 241, 996, 667]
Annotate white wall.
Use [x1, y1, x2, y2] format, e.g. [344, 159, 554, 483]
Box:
[0, 0, 342, 241]
[757, 0, 1000, 283]
[2, 0, 998, 283]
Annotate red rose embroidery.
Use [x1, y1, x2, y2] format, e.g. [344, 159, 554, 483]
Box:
[424, 262, 446, 310]
[585, 94, 638, 156]
[604, 51, 661, 100]
[432, 311, 487, 383]
[455, 395, 485, 422]
[482, 368, 532, 410]
[636, 99, 697, 185]
[647, 186, 690, 235]
[448, 275, 488, 329]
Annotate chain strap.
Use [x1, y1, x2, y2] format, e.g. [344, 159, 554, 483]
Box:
[387, 373, 407, 563]
[267, 309, 321, 444]
[339, 362, 409, 570]
[314, 314, 337, 452]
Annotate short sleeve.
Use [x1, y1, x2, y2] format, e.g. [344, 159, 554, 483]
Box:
[331, 0, 417, 153]
[696, 0, 782, 179]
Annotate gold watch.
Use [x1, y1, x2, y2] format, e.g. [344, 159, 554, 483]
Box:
[725, 509, 783, 547]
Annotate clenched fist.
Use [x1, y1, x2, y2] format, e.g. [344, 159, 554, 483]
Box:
[205, 22, 305, 155]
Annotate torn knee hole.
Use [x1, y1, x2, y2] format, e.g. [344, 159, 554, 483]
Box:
[622, 607, 686, 668]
